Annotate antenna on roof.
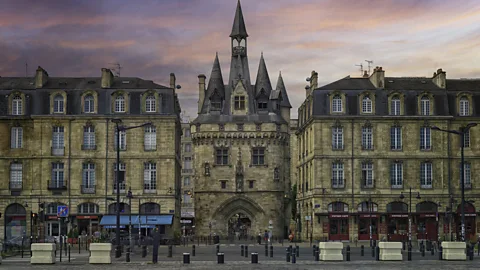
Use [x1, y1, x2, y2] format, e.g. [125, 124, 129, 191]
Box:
[355, 63, 363, 76]
[25, 62, 28, 77]
[108, 62, 122, 77]
[365, 60, 374, 75]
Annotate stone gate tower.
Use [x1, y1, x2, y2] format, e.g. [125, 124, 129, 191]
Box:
[192, 0, 292, 239]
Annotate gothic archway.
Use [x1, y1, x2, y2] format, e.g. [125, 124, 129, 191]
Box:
[227, 213, 251, 240]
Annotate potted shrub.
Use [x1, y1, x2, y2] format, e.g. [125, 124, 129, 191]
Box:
[67, 228, 79, 244]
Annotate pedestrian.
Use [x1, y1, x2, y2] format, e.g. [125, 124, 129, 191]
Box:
[264, 230, 268, 243]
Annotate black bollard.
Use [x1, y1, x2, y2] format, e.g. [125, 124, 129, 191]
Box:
[372, 244, 375, 258]
[469, 245, 474, 261]
[421, 245, 425, 257]
[315, 249, 319, 261]
[192, 245, 196, 256]
[478, 242, 480, 256]
[292, 249, 296, 264]
[68, 245, 71, 262]
[21, 238, 24, 258]
[286, 248, 291, 262]
[142, 245, 147, 258]
[60, 240, 63, 262]
[408, 245, 412, 261]
[168, 245, 173, 258]
[126, 247, 130, 262]
[216, 244, 220, 254]
[217, 252, 224, 264]
[65, 238, 68, 257]
[431, 245, 435, 256]
[241, 245, 244, 256]
[79, 239, 81, 254]
[265, 244, 268, 257]
[361, 245, 364, 256]
[313, 245, 317, 256]
[346, 245, 351, 261]
[296, 245, 299, 257]
[375, 246, 380, 261]
[403, 241, 406, 251]
[183, 253, 190, 264]
[270, 245, 273, 257]
[438, 246, 442, 260]
[245, 246, 249, 257]
[251, 252, 258, 263]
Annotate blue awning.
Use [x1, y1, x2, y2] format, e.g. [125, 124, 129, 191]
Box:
[99, 215, 136, 226]
[133, 225, 156, 229]
[138, 215, 173, 225]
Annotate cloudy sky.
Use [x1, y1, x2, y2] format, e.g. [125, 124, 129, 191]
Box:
[1, 0, 480, 118]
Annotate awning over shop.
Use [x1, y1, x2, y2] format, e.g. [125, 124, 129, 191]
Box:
[100, 215, 174, 226]
[99, 215, 135, 225]
[138, 215, 173, 225]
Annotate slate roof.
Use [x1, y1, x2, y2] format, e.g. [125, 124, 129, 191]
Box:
[230, 0, 248, 39]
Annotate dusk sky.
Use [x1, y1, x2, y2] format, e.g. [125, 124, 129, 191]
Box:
[1, 0, 480, 118]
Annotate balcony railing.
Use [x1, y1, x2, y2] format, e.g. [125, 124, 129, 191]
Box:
[331, 179, 345, 189]
[182, 169, 193, 174]
[51, 147, 65, 156]
[81, 185, 96, 194]
[48, 181, 67, 190]
[81, 144, 97, 150]
[361, 179, 375, 189]
[9, 182, 23, 191]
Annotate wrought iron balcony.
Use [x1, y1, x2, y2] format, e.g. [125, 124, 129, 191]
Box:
[9, 182, 23, 191]
[48, 181, 67, 190]
[81, 185, 96, 194]
[81, 144, 97, 150]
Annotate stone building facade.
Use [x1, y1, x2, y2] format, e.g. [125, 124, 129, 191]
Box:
[296, 67, 480, 243]
[180, 122, 195, 234]
[0, 67, 182, 241]
[192, 1, 292, 239]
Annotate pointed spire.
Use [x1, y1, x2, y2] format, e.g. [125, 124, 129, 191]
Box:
[255, 53, 272, 97]
[230, 0, 248, 39]
[206, 53, 225, 98]
[276, 71, 292, 108]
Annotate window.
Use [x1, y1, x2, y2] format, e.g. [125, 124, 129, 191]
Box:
[258, 101, 268, 109]
[211, 98, 222, 110]
[84, 94, 94, 113]
[115, 95, 125, 112]
[463, 162, 471, 188]
[328, 202, 348, 212]
[113, 163, 126, 191]
[12, 95, 22, 115]
[52, 162, 65, 188]
[256, 124, 262, 131]
[252, 147, 265, 165]
[390, 96, 400, 115]
[184, 128, 191, 137]
[234, 96, 245, 110]
[11, 127, 23, 149]
[237, 123, 244, 131]
[218, 124, 225, 131]
[53, 94, 64, 113]
[332, 95, 343, 112]
[10, 163, 22, 189]
[184, 143, 191, 153]
[420, 162, 432, 188]
[420, 96, 430, 116]
[144, 126, 156, 150]
[220, 181, 227, 189]
[78, 203, 99, 214]
[183, 177, 191, 186]
[332, 162, 344, 188]
[114, 130, 126, 150]
[332, 126, 343, 150]
[390, 162, 403, 188]
[184, 157, 192, 169]
[52, 126, 64, 155]
[82, 163, 95, 188]
[362, 96, 372, 113]
[459, 96, 469, 116]
[463, 129, 470, 148]
[362, 162, 374, 188]
[390, 126, 402, 150]
[145, 94, 156, 112]
[215, 148, 229, 165]
[362, 126, 373, 150]
[144, 162, 157, 191]
[183, 194, 192, 205]
[420, 127, 431, 150]
[248, 180, 254, 188]
[82, 126, 96, 150]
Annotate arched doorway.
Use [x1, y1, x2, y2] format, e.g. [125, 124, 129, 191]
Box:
[227, 213, 251, 240]
[5, 203, 27, 242]
[77, 203, 100, 236]
[328, 202, 349, 241]
[357, 201, 378, 241]
[386, 201, 408, 241]
[140, 203, 161, 235]
[456, 202, 476, 241]
[108, 203, 130, 214]
[416, 201, 438, 241]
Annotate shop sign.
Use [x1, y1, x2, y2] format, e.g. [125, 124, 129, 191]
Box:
[47, 216, 58, 220]
[359, 214, 378, 218]
[329, 214, 348, 218]
[180, 219, 192, 224]
[419, 213, 436, 218]
[77, 216, 98, 220]
[389, 214, 408, 218]
[465, 213, 476, 217]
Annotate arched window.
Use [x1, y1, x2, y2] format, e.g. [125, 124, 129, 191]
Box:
[390, 95, 400, 115]
[145, 94, 156, 112]
[115, 95, 125, 113]
[84, 94, 94, 113]
[420, 95, 430, 116]
[362, 95, 372, 113]
[332, 95, 343, 113]
[328, 202, 348, 212]
[47, 202, 66, 215]
[357, 201, 378, 212]
[140, 203, 160, 215]
[416, 201, 437, 213]
[386, 202, 408, 213]
[53, 94, 64, 113]
[459, 96, 469, 116]
[78, 203, 99, 214]
[12, 95, 23, 115]
[108, 203, 130, 214]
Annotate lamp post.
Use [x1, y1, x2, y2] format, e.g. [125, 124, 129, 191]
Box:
[369, 195, 373, 247]
[112, 118, 152, 258]
[400, 187, 420, 246]
[432, 122, 477, 242]
[126, 188, 133, 249]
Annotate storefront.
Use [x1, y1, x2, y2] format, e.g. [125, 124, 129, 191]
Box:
[357, 201, 378, 241]
[456, 202, 476, 241]
[76, 203, 101, 236]
[416, 201, 438, 241]
[328, 202, 349, 241]
[46, 203, 67, 238]
[387, 202, 408, 242]
[4, 203, 27, 242]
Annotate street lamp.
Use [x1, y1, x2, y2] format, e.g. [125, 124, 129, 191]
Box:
[126, 187, 133, 249]
[432, 122, 477, 242]
[112, 118, 152, 258]
[400, 187, 420, 246]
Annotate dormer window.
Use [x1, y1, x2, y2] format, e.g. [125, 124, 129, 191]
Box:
[420, 95, 430, 116]
[53, 94, 64, 113]
[332, 95, 343, 113]
[145, 94, 156, 112]
[362, 96, 372, 113]
[211, 99, 222, 111]
[12, 95, 23, 115]
[390, 96, 401, 115]
[258, 101, 268, 110]
[234, 96, 245, 110]
[84, 94, 95, 113]
[115, 95, 125, 113]
[459, 96, 470, 116]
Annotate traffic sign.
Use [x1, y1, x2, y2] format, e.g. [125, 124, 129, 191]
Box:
[57, 206, 68, 217]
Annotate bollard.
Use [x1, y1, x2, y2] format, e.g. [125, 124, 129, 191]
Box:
[431, 245, 434, 256]
[68, 245, 71, 262]
[292, 249, 296, 264]
[313, 245, 317, 256]
[296, 245, 300, 257]
[408, 245, 412, 261]
[361, 245, 364, 256]
[372, 244, 375, 258]
[270, 245, 273, 257]
[192, 245, 196, 256]
[265, 244, 268, 257]
[126, 247, 130, 262]
[286, 248, 291, 262]
[245, 246, 249, 257]
[251, 252, 258, 264]
[79, 239, 81, 254]
[375, 246, 380, 261]
[142, 245, 147, 258]
[346, 245, 351, 261]
[438, 246, 442, 260]
[469, 245, 474, 261]
[403, 241, 406, 251]
[216, 244, 220, 254]
[421, 245, 425, 257]
[168, 245, 173, 258]
[217, 252, 224, 264]
[241, 245, 244, 256]
[183, 253, 190, 264]
[315, 249, 319, 261]
[65, 238, 68, 256]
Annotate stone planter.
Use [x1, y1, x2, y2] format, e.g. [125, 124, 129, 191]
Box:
[319, 242, 343, 261]
[89, 243, 112, 264]
[31, 243, 56, 264]
[379, 242, 402, 261]
[442, 241, 466, 260]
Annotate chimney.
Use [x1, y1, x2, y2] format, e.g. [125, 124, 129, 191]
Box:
[369, 66, 385, 88]
[170, 73, 176, 89]
[310, 70, 318, 90]
[432, 68, 446, 89]
[35, 66, 49, 88]
[101, 68, 114, 88]
[363, 71, 369, 78]
[198, 74, 206, 114]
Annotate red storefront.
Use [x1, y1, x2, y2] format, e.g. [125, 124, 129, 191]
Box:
[328, 202, 349, 241]
[357, 201, 378, 241]
[386, 202, 408, 242]
[416, 201, 438, 241]
[456, 202, 476, 241]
